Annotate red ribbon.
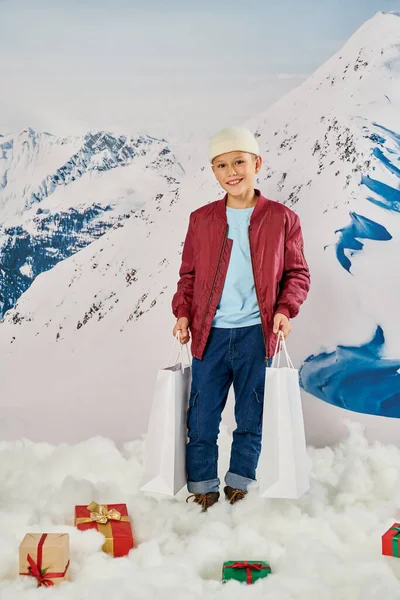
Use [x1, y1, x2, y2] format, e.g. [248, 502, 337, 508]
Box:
[224, 561, 271, 584]
[20, 534, 70, 587]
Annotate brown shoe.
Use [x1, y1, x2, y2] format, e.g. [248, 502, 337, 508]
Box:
[186, 491, 220, 512]
[224, 485, 248, 504]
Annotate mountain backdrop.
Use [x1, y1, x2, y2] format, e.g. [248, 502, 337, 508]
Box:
[0, 11, 399, 445]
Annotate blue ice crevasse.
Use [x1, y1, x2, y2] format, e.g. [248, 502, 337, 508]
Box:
[299, 326, 400, 418]
[328, 211, 392, 273]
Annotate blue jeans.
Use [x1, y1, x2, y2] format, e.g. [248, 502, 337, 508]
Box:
[186, 323, 271, 494]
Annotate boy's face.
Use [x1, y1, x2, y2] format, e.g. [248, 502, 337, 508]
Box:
[211, 151, 262, 195]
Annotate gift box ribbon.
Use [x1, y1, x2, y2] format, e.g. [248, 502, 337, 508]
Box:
[224, 561, 271, 584]
[390, 526, 400, 558]
[20, 534, 70, 587]
[75, 502, 129, 525]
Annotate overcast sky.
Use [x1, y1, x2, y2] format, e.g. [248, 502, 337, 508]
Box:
[1, 0, 399, 141]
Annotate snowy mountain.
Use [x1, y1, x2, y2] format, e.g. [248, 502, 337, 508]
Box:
[242, 10, 400, 423]
[0, 127, 185, 318]
[0, 11, 399, 445]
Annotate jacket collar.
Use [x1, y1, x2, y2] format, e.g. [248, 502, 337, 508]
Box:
[215, 189, 269, 225]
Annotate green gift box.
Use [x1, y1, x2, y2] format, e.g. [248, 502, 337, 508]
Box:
[382, 523, 400, 558]
[222, 560, 271, 584]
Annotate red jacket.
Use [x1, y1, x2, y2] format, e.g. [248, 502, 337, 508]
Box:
[172, 189, 310, 361]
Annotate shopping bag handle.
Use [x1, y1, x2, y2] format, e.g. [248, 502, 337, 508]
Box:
[271, 330, 295, 369]
[167, 330, 192, 372]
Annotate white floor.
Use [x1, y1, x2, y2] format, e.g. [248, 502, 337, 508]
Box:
[0, 423, 399, 599]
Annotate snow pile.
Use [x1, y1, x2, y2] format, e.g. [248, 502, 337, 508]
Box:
[0, 424, 399, 598]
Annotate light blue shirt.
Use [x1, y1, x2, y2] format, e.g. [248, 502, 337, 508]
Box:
[212, 205, 261, 328]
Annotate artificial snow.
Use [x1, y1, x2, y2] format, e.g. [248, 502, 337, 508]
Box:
[0, 423, 399, 599]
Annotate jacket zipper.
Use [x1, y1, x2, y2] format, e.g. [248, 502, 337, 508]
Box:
[194, 223, 228, 357]
[249, 227, 269, 363]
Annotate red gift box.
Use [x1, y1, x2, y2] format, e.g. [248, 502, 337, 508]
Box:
[382, 522, 400, 558]
[74, 501, 134, 558]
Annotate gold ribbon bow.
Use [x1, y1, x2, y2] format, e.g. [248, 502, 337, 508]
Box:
[75, 501, 128, 526]
[87, 502, 122, 524]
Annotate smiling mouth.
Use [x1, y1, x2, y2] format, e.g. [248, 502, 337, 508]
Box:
[226, 179, 243, 186]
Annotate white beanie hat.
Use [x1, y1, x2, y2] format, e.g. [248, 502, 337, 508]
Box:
[208, 126, 259, 164]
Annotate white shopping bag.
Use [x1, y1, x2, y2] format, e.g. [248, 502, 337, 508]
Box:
[257, 331, 310, 499]
[140, 330, 192, 496]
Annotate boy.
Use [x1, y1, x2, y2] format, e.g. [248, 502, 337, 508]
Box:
[171, 126, 310, 511]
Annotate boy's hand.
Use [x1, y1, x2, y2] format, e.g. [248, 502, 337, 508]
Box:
[273, 313, 291, 339]
[172, 317, 190, 344]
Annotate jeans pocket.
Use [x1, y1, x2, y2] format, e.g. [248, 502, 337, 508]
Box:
[186, 390, 199, 439]
[245, 388, 264, 435]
